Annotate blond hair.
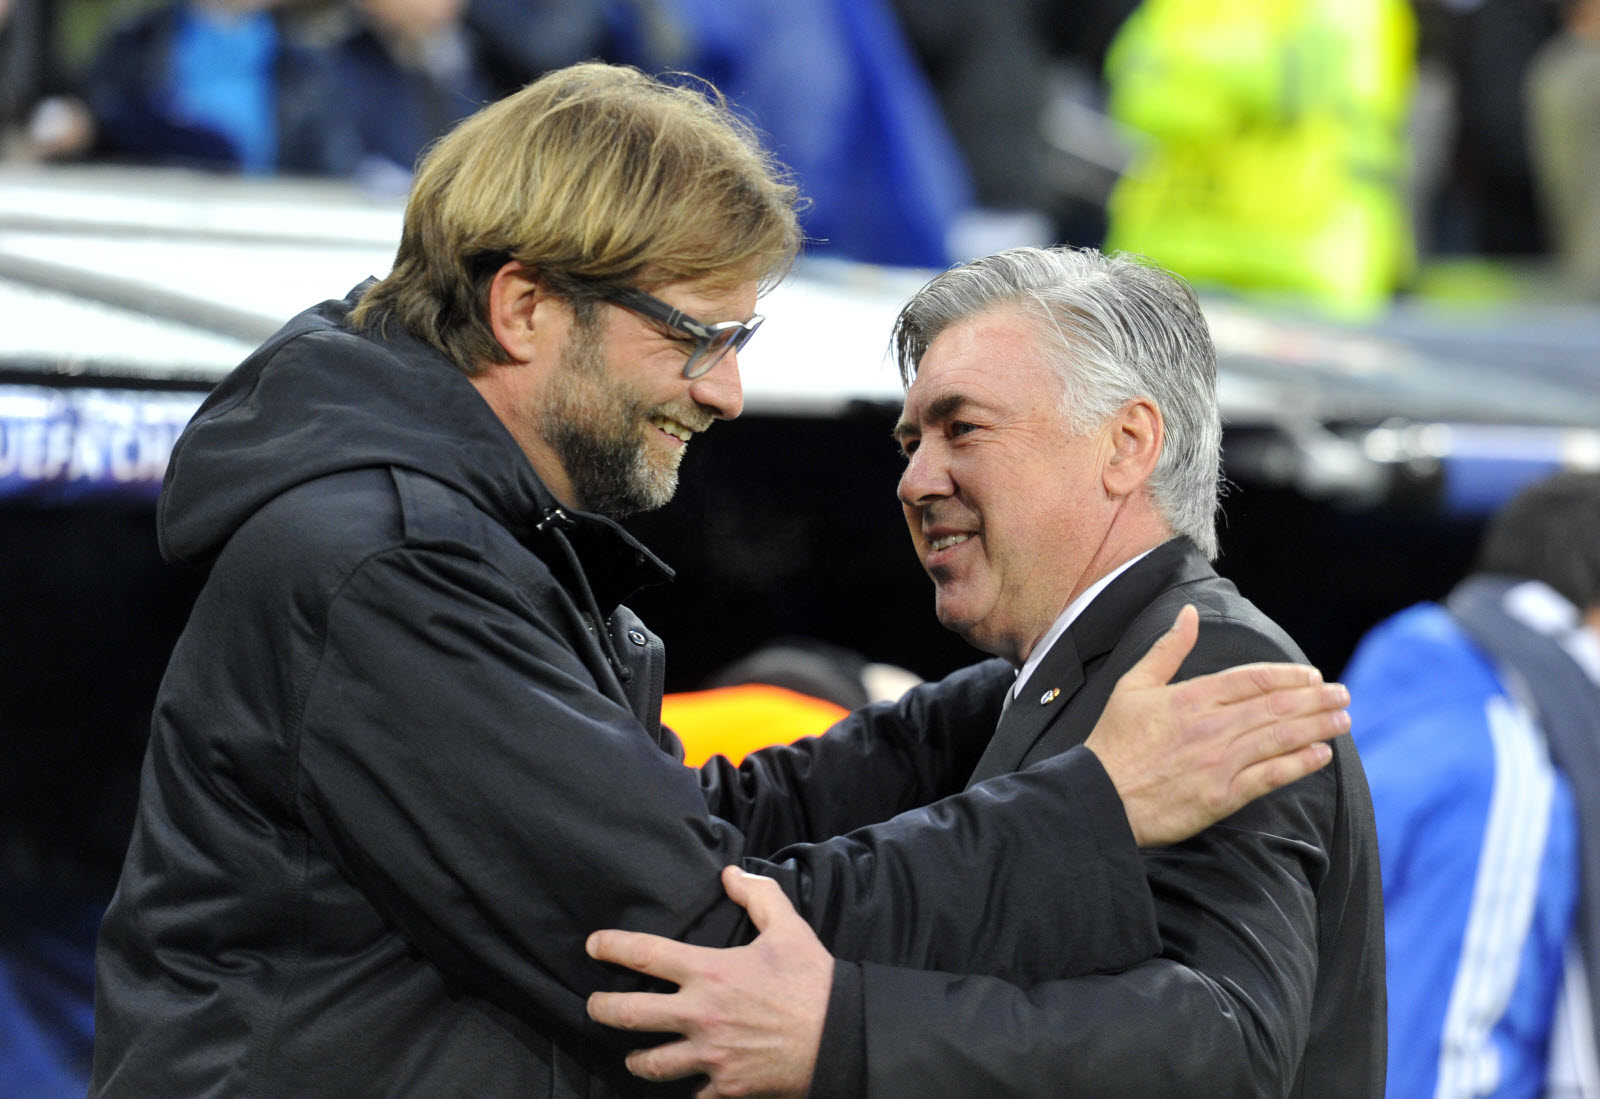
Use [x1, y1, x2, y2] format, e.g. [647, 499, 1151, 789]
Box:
[350, 63, 803, 374]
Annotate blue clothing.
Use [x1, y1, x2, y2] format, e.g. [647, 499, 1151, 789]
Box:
[615, 0, 973, 268]
[86, 3, 356, 174]
[328, 28, 491, 180]
[1347, 601, 1580, 1097]
[169, 8, 278, 174]
[0, 888, 102, 1099]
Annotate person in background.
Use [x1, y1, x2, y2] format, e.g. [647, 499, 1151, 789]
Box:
[608, 0, 976, 268]
[1526, 0, 1600, 300]
[82, 0, 354, 173]
[886, 0, 1057, 259]
[1346, 470, 1600, 1097]
[325, 0, 493, 189]
[1102, 0, 1417, 318]
[1423, 0, 1561, 260]
[460, 0, 610, 101]
[0, 0, 96, 161]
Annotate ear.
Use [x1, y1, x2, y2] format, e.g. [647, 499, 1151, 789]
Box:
[486, 260, 548, 365]
[1102, 397, 1162, 498]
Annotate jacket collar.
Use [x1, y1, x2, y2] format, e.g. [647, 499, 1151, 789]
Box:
[1048, 536, 1211, 675]
[969, 537, 1210, 783]
[529, 504, 674, 614]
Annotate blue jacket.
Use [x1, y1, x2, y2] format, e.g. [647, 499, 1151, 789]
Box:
[1346, 600, 1579, 1098]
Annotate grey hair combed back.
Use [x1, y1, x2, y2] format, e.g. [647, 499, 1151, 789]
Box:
[892, 246, 1222, 558]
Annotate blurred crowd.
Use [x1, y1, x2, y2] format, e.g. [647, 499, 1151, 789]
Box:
[3, 0, 1598, 307]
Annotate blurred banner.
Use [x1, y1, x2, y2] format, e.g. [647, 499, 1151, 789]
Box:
[0, 386, 202, 502]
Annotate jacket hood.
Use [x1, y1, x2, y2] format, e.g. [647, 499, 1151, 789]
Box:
[158, 282, 672, 602]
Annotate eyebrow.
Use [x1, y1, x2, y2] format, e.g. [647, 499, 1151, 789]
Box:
[893, 392, 972, 443]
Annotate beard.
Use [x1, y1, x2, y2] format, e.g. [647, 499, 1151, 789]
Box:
[534, 327, 686, 519]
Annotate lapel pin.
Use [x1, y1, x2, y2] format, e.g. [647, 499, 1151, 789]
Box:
[1040, 687, 1061, 705]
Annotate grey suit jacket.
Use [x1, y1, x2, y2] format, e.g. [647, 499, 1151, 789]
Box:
[854, 537, 1386, 1097]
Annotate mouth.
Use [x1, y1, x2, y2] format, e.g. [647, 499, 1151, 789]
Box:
[650, 413, 698, 444]
[929, 532, 972, 553]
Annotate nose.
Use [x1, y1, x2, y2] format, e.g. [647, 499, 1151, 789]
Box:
[688, 348, 744, 420]
[897, 439, 952, 508]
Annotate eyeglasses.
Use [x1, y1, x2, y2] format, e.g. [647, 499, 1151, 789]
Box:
[600, 286, 764, 379]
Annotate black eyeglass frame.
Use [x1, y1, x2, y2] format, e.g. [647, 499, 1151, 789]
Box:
[600, 286, 764, 379]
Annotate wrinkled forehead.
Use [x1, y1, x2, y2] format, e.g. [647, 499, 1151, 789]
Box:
[910, 306, 1060, 382]
[896, 312, 1065, 426]
[901, 296, 1062, 374]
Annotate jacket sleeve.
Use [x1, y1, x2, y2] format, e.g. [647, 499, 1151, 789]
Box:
[695, 658, 1013, 854]
[847, 780, 1329, 1097]
[828, 617, 1332, 1097]
[293, 547, 1157, 1056]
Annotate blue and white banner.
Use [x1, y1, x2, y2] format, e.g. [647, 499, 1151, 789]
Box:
[0, 385, 204, 502]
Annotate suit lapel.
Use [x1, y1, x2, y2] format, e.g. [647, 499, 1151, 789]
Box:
[967, 633, 1086, 786]
[965, 539, 1204, 787]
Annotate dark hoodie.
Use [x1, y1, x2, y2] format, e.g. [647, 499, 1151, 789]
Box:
[89, 284, 1159, 1097]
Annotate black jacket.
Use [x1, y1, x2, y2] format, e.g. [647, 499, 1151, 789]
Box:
[819, 539, 1386, 1097]
[91, 285, 1165, 1097]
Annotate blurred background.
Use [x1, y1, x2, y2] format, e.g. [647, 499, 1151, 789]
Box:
[3, 0, 1599, 1093]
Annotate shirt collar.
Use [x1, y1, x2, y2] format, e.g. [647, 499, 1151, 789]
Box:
[1012, 548, 1155, 699]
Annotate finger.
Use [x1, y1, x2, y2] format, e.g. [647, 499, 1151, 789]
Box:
[1117, 604, 1198, 690]
[722, 866, 801, 935]
[1260, 681, 1349, 720]
[587, 989, 684, 1033]
[1228, 740, 1335, 807]
[587, 928, 705, 982]
[1231, 693, 1351, 759]
[1177, 660, 1324, 708]
[624, 1038, 704, 1084]
[1203, 681, 1349, 735]
[720, 863, 757, 909]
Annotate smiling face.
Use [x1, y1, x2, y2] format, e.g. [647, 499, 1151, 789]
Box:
[532, 327, 697, 518]
[895, 308, 1129, 665]
[535, 285, 743, 517]
[479, 270, 754, 517]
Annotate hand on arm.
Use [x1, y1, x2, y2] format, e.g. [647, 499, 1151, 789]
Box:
[587, 866, 831, 1099]
[1084, 604, 1349, 846]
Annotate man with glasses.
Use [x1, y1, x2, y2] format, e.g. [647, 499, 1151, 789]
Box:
[602, 286, 766, 376]
[90, 65, 1350, 1097]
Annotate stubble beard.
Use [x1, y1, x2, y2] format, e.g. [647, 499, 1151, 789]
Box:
[535, 328, 684, 519]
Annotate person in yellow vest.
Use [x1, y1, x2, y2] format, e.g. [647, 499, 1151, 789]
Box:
[1104, 0, 1417, 318]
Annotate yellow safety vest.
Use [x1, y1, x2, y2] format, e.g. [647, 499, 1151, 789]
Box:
[1105, 0, 1417, 317]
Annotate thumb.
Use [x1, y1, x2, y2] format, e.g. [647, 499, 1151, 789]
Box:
[1119, 604, 1198, 690]
[721, 865, 794, 935]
